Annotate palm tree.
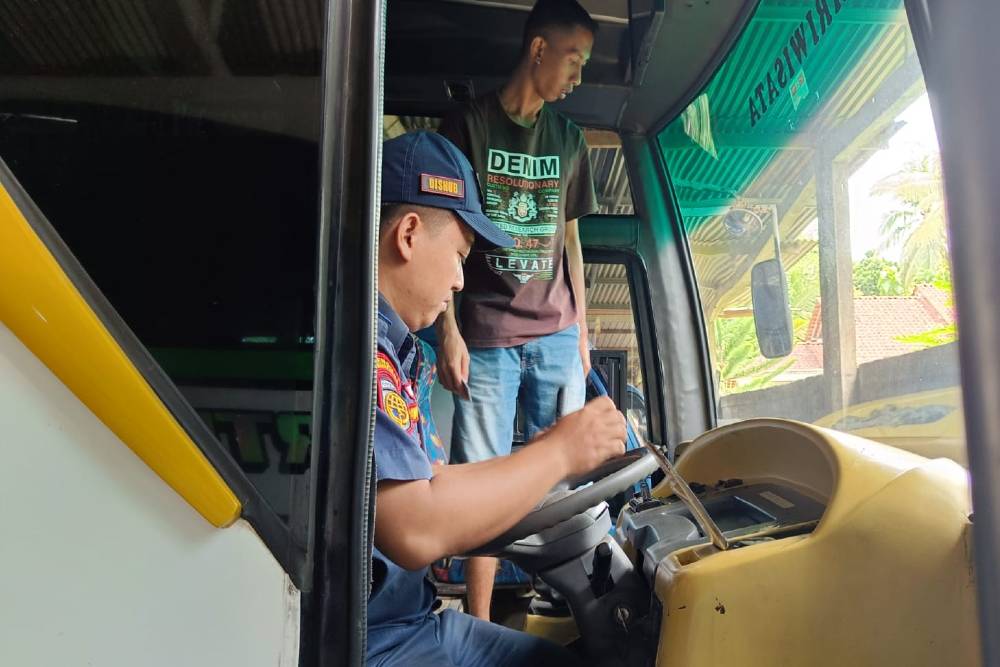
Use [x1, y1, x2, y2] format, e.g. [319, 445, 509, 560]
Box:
[870, 153, 947, 288]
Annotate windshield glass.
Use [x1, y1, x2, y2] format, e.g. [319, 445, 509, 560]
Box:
[658, 0, 963, 464]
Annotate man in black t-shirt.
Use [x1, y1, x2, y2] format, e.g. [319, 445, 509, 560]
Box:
[436, 0, 600, 621]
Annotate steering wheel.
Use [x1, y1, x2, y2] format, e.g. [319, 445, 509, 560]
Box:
[465, 367, 660, 554]
[469, 446, 660, 555]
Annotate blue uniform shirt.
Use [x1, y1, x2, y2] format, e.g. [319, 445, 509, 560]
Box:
[368, 294, 437, 642]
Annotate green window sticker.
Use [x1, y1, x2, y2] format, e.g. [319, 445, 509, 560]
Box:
[789, 69, 810, 110]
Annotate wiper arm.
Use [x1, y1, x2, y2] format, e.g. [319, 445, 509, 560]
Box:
[628, 416, 729, 551]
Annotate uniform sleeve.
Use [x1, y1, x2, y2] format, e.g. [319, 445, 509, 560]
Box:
[564, 131, 599, 222]
[373, 347, 433, 483]
[374, 410, 433, 483]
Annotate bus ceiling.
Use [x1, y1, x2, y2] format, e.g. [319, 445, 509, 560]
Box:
[0, 0, 752, 137]
[385, 0, 753, 133]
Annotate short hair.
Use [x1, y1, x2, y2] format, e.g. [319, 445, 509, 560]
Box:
[522, 0, 598, 52]
[378, 203, 454, 239]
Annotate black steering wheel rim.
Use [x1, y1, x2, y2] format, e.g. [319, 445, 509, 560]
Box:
[469, 448, 659, 555]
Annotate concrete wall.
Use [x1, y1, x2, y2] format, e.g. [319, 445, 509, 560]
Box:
[719, 342, 961, 423]
[719, 373, 830, 423]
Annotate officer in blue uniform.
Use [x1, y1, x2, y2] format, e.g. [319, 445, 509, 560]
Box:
[369, 131, 627, 666]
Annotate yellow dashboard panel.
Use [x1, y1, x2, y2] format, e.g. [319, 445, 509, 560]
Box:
[651, 419, 978, 667]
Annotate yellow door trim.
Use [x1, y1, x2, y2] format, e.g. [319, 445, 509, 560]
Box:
[0, 182, 240, 527]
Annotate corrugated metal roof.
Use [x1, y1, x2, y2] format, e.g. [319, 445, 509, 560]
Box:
[590, 145, 634, 214]
[585, 262, 642, 387]
[660, 0, 920, 316]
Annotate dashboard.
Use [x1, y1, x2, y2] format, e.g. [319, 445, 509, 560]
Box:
[632, 418, 978, 667]
[618, 479, 826, 585]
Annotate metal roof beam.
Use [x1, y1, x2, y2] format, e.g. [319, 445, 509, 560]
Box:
[595, 328, 635, 340]
[680, 197, 785, 217]
[689, 236, 815, 258]
[586, 276, 629, 286]
[823, 51, 923, 159]
[588, 305, 635, 317]
[660, 127, 818, 151]
[584, 129, 622, 149]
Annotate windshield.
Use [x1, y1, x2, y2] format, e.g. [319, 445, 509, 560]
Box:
[657, 0, 963, 464]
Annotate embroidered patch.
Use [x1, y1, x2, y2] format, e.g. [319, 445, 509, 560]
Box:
[377, 351, 414, 431]
[382, 390, 411, 429]
[420, 173, 465, 199]
[376, 350, 422, 434]
[401, 382, 420, 437]
[376, 352, 401, 388]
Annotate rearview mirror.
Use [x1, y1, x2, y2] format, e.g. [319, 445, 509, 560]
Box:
[751, 258, 793, 358]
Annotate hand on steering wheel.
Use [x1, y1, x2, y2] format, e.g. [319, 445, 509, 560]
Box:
[468, 368, 657, 555]
[468, 448, 658, 555]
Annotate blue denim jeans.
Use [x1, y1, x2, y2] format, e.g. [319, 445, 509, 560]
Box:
[451, 324, 586, 463]
[367, 608, 575, 666]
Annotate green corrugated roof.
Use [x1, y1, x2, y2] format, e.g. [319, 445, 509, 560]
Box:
[659, 0, 922, 315]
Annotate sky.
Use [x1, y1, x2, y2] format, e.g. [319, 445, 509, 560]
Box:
[847, 93, 941, 261]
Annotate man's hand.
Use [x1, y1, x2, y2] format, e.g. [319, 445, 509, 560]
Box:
[374, 396, 627, 569]
[435, 303, 470, 399]
[546, 396, 626, 477]
[578, 321, 591, 376]
[438, 327, 470, 399]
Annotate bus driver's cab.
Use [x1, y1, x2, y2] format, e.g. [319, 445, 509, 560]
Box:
[0, 1, 995, 666]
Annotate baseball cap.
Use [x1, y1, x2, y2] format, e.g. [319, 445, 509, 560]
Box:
[381, 131, 515, 248]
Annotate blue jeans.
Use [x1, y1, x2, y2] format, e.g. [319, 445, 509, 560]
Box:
[367, 608, 575, 666]
[451, 324, 586, 463]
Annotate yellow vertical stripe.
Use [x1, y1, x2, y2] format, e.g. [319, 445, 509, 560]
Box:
[0, 183, 241, 527]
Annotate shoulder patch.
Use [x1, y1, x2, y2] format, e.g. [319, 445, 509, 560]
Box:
[382, 389, 411, 429]
[376, 351, 402, 390]
[376, 351, 411, 430]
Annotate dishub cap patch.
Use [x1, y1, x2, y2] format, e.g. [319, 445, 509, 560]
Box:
[420, 173, 465, 199]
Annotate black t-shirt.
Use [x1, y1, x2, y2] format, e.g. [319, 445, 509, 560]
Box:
[439, 92, 598, 347]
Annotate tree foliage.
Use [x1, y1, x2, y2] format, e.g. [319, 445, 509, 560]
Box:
[896, 325, 957, 348]
[871, 153, 948, 288]
[787, 248, 821, 337]
[853, 250, 903, 296]
[714, 316, 793, 395]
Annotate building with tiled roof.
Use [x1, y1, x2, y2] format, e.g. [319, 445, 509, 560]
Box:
[783, 284, 955, 381]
